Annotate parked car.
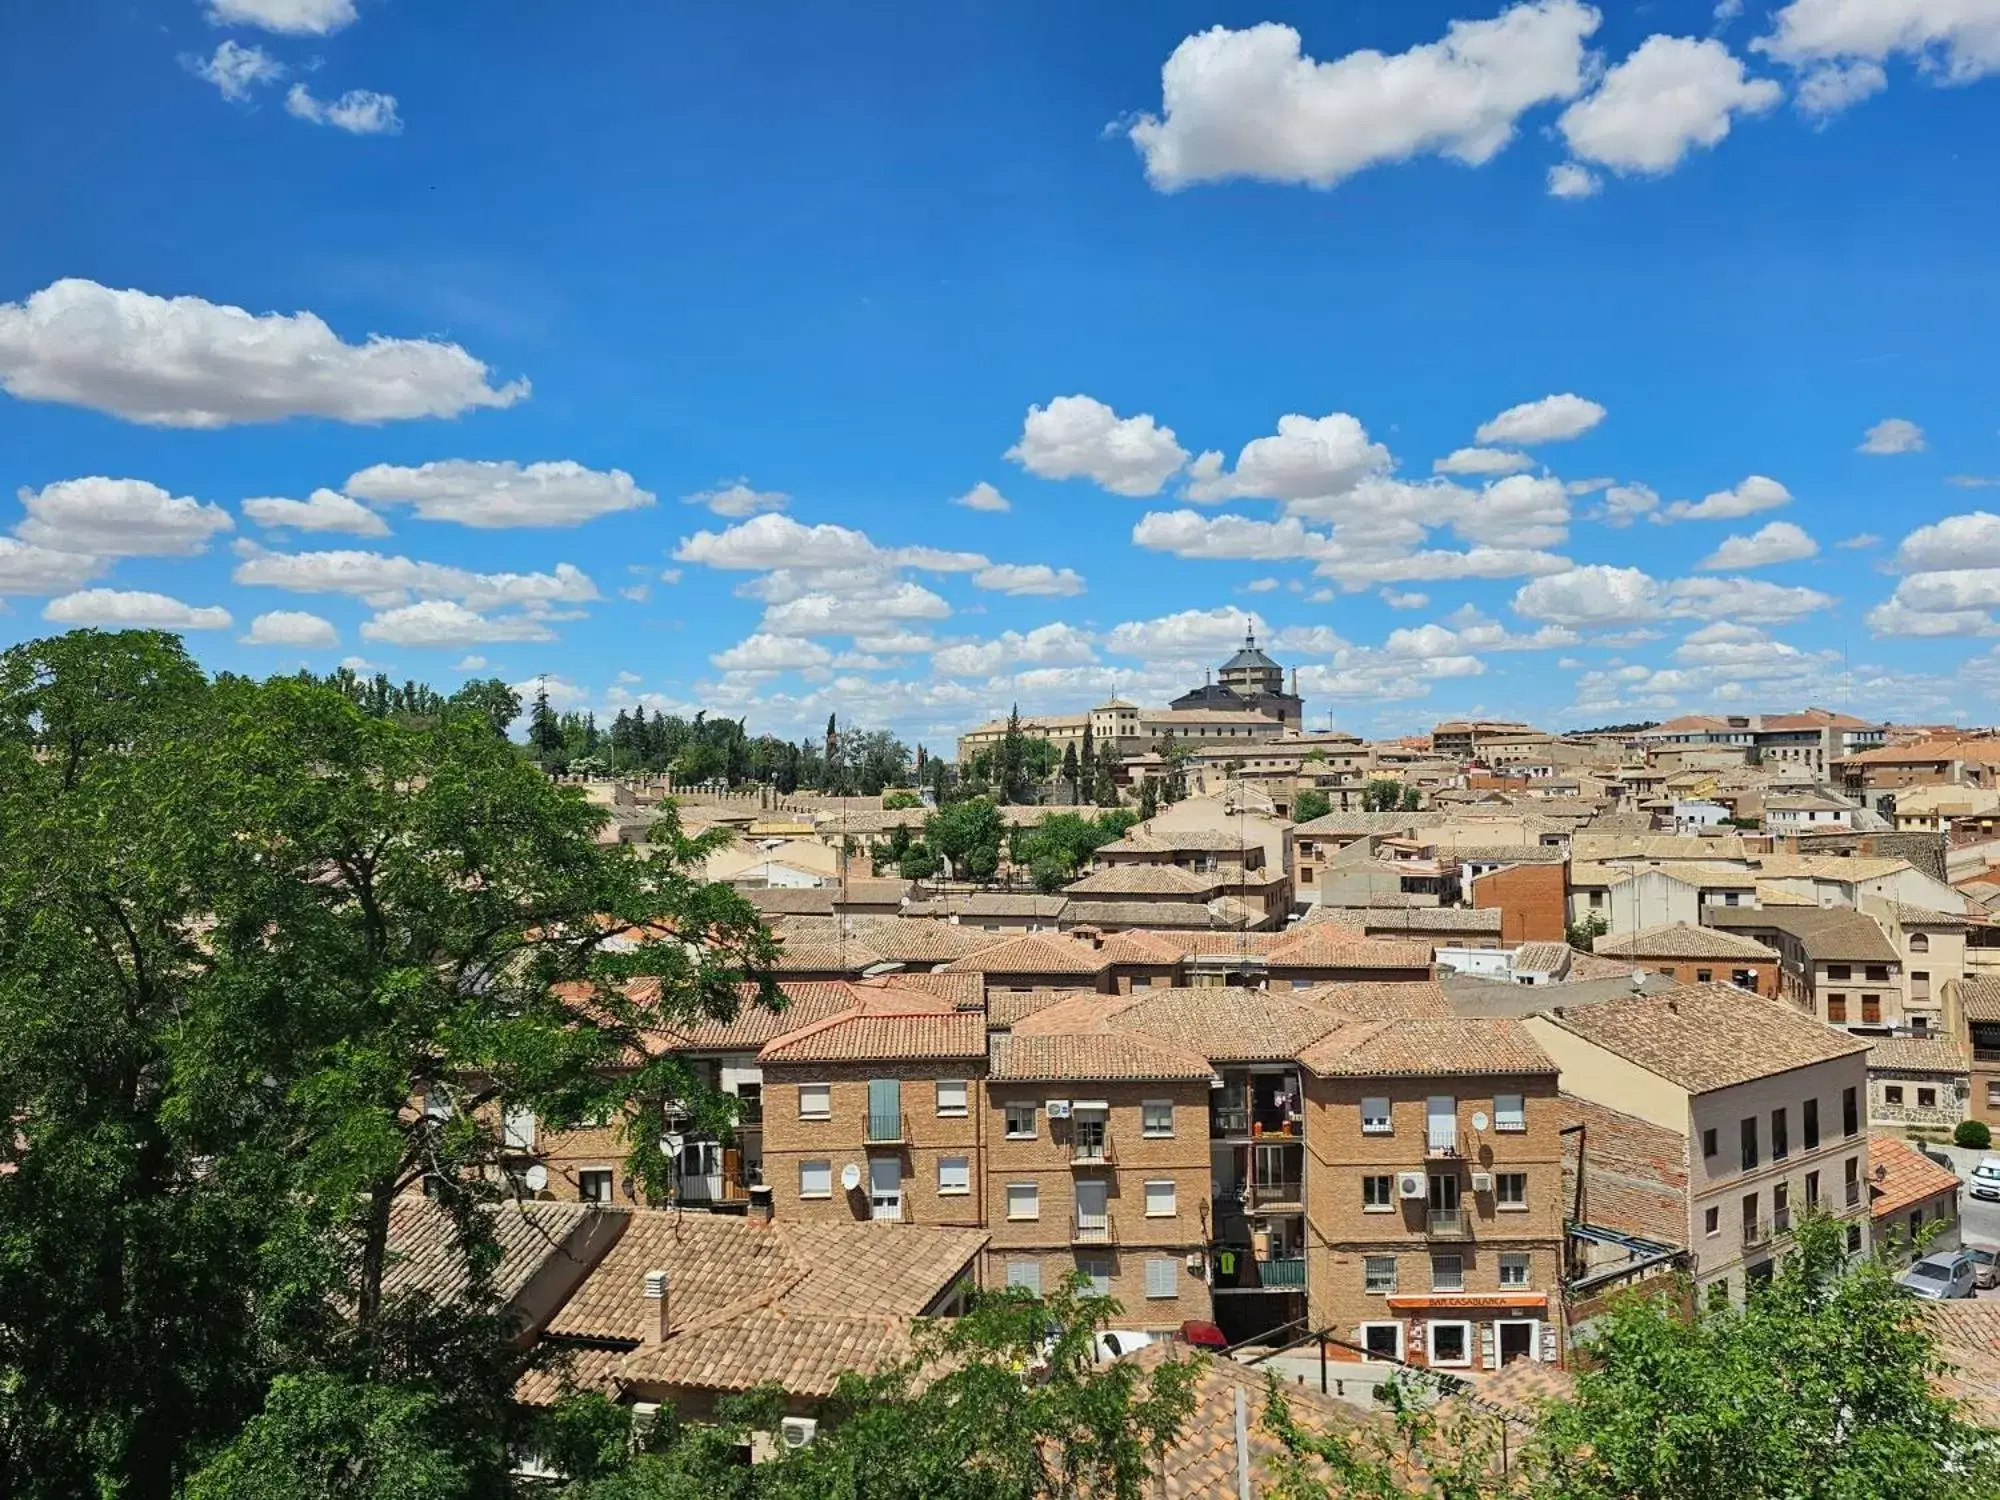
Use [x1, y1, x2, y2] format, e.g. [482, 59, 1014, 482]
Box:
[1898, 1251, 1978, 1300]
[1970, 1159, 2000, 1203]
[1965, 1245, 2000, 1291]
[1093, 1330, 1157, 1361]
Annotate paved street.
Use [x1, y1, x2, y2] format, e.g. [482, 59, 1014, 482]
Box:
[1913, 1143, 2000, 1298]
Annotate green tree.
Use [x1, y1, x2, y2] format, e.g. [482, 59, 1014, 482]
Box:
[1292, 789, 1332, 823]
[883, 789, 922, 811]
[1361, 778, 1405, 812]
[926, 798, 1004, 882]
[446, 678, 523, 739]
[1401, 785, 1422, 812]
[529, 681, 564, 771]
[1061, 741, 1081, 802]
[1092, 741, 1120, 807]
[1565, 911, 1609, 950]
[1137, 776, 1159, 821]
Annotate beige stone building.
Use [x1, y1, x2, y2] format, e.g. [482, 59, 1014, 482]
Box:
[1524, 983, 1873, 1304]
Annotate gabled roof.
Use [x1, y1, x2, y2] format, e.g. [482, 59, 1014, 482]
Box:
[1706, 906, 1900, 963]
[1559, 1095, 1688, 1249]
[939, 932, 1113, 976]
[1297, 1016, 1555, 1079]
[1511, 942, 1572, 976]
[1290, 980, 1454, 1021]
[1541, 982, 1869, 1094]
[385, 1196, 609, 1308]
[1104, 987, 1348, 1063]
[1065, 864, 1222, 897]
[758, 991, 986, 1064]
[1961, 976, 2000, 1022]
[1867, 1134, 1961, 1222]
[1590, 923, 1778, 962]
[987, 1029, 1215, 1083]
[1866, 1035, 1968, 1074]
[1264, 924, 1434, 970]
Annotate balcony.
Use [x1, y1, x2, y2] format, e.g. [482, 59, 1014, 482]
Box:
[1210, 1106, 1251, 1139]
[1773, 1206, 1792, 1234]
[1250, 1179, 1304, 1209]
[1425, 1132, 1461, 1160]
[1257, 1257, 1307, 1289]
[732, 1097, 763, 1128]
[866, 1110, 907, 1146]
[1744, 1219, 1772, 1248]
[1072, 1212, 1115, 1245]
[1426, 1207, 1471, 1239]
[1071, 1129, 1115, 1168]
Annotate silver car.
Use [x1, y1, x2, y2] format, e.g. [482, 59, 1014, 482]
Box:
[1898, 1251, 1978, 1301]
[1969, 1159, 2000, 1203]
[1964, 1245, 2000, 1291]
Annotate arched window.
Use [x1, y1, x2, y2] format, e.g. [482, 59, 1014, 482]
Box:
[1910, 932, 1930, 953]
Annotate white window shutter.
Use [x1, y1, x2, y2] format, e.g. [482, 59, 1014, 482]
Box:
[1480, 1324, 1498, 1371]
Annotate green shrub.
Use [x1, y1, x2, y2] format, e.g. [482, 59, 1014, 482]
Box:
[1955, 1118, 1991, 1151]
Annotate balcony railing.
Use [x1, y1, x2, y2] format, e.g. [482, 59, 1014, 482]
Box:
[1974, 1048, 2000, 1064]
[1072, 1212, 1115, 1245]
[1426, 1207, 1471, 1239]
[1744, 1218, 1771, 1247]
[1257, 1257, 1307, 1289]
[1251, 1179, 1304, 1207]
[1071, 1130, 1115, 1167]
[1211, 1106, 1251, 1138]
[1425, 1131, 1461, 1160]
[866, 1110, 907, 1145]
[1773, 1206, 1792, 1234]
[1845, 1179, 1862, 1208]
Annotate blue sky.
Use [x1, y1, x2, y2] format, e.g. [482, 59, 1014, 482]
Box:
[2, 1, 1999, 749]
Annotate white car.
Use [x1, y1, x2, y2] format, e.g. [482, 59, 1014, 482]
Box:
[1970, 1158, 2000, 1203]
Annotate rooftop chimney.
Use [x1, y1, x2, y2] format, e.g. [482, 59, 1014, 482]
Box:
[642, 1269, 670, 1346]
[748, 1184, 774, 1223]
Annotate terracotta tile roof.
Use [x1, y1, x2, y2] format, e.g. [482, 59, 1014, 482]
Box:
[766, 924, 887, 973]
[1868, 1134, 1962, 1222]
[904, 894, 1071, 922]
[1961, 976, 2000, 1022]
[616, 1306, 915, 1397]
[1455, 1358, 1576, 1425]
[384, 1196, 605, 1307]
[1920, 1301, 2000, 1426]
[758, 995, 986, 1063]
[1591, 923, 1778, 961]
[515, 1345, 631, 1407]
[985, 988, 1089, 1028]
[1097, 828, 1256, 854]
[1511, 942, 1572, 976]
[642, 980, 863, 1052]
[1707, 906, 1900, 963]
[743, 887, 837, 916]
[1561, 947, 1651, 981]
[1298, 1016, 1555, 1079]
[843, 916, 1008, 963]
[1558, 1095, 1688, 1248]
[1887, 902, 1972, 927]
[1065, 864, 1223, 897]
[1063, 900, 1251, 931]
[940, 932, 1113, 976]
[1867, 1035, 1969, 1074]
[1265, 925, 1435, 971]
[1290, 980, 1454, 1021]
[1320, 906, 1505, 935]
[1292, 812, 1445, 837]
[1105, 987, 1347, 1062]
[988, 1027, 1215, 1083]
[1543, 982, 1870, 1094]
[1092, 929, 1188, 965]
[545, 1208, 984, 1346]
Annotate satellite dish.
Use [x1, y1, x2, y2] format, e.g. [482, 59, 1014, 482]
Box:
[1631, 969, 1647, 990]
[1471, 1112, 1489, 1133]
[840, 1163, 862, 1192]
[523, 1164, 548, 1192]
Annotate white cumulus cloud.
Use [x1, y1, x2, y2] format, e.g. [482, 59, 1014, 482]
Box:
[1127, 1, 1601, 190]
[1474, 392, 1606, 445]
[0, 539, 110, 595]
[1433, 447, 1533, 475]
[231, 543, 598, 610]
[188, 40, 285, 101]
[1698, 520, 1819, 569]
[344, 459, 653, 528]
[932, 623, 1098, 678]
[359, 600, 556, 647]
[241, 487, 390, 536]
[0, 279, 525, 428]
[1755, 0, 2000, 116]
[1859, 416, 1926, 454]
[1558, 35, 1781, 175]
[1658, 474, 1792, 521]
[1104, 607, 1264, 662]
[972, 563, 1085, 597]
[951, 482, 1010, 512]
[1547, 161, 1603, 197]
[1512, 563, 1832, 624]
[206, 0, 356, 35]
[1006, 394, 1187, 496]
[709, 633, 835, 673]
[285, 84, 401, 135]
[15, 477, 233, 557]
[242, 610, 338, 647]
[684, 479, 789, 517]
[1185, 411, 1391, 503]
[43, 589, 232, 630]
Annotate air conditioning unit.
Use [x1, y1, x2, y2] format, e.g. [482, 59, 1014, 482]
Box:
[780, 1417, 818, 1449]
[1470, 1172, 1494, 1194]
[1185, 1252, 1206, 1276]
[1046, 1100, 1072, 1119]
[1397, 1171, 1428, 1201]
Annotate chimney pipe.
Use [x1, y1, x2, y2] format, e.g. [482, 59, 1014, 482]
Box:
[748, 1184, 775, 1223]
[642, 1269, 670, 1346]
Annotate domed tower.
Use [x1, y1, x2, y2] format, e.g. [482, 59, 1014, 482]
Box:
[1168, 627, 1305, 729]
[1218, 628, 1284, 700]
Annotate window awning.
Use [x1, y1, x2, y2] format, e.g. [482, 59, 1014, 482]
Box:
[1071, 1101, 1109, 1113]
[1384, 1293, 1547, 1313]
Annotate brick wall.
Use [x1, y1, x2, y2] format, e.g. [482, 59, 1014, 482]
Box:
[984, 1080, 1213, 1332]
[1303, 1074, 1566, 1370]
[1623, 957, 1779, 998]
[762, 1063, 986, 1229]
[1471, 863, 1567, 944]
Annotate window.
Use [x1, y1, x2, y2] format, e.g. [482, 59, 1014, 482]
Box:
[1696, 969, 1714, 983]
[502, 1104, 536, 1151]
[1361, 1097, 1392, 1134]
[1494, 1094, 1526, 1133]
[1589, 890, 1606, 910]
[1361, 1323, 1403, 1361]
[1991, 1082, 2000, 1109]
[1805, 1170, 1820, 1207]
[1884, 1084, 1905, 1106]
[1843, 1087, 1859, 1137]
[1919, 1087, 1938, 1109]
[1866, 966, 1890, 984]
[1144, 1180, 1177, 1218]
[1428, 1320, 1472, 1367]
[1770, 1107, 1788, 1162]
[1006, 1183, 1039, 1220]
[1430, 1254, 1464, 1292]
[1364, 1256, 1398, 1294]
[1005, 1103, 1037, 1139]
[1803, 1098, 1819, 1150]
[936, 1080, 968, 1117]
[1740, 1117, 1759, 1172]
[1862, 995, 1882, 1024]
[798, 1083, 831, 1120]
[1704, 1205, 1720, 1237]
[798, 1161, 832, 1199]
[1077, 1256, 1112, 1297]
[1141, 1100, 1174, 1138]
[1742, 1192, 1760, 1240]
[1363, 1174, 1394, 1211]
[1846, 1223, 1863, 1253]
[1499, 1253, 1531, 1288]
[1496, 1172, 1528, 1209]
[1828, 964, 1852, 981]
[1844, 1156, 1861, 1207]
[1913, 971, 1931, 1001]
[1005, 1261, 1042, 1294]
[1910, 932, 1930, 953]
[1702, 1127, 1718, 1159]
[1826, 994, 1848, 1023]
[938, 1156, 970, 1195]
[1145, 1259, 1177, 1299]
[578, 1168, 614, 1204]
